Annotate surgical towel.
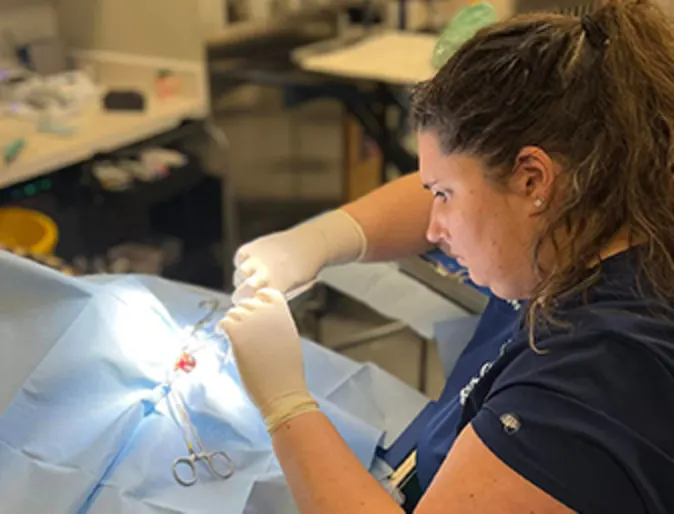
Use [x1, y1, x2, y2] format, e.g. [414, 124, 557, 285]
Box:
[0, 253, 428, 513]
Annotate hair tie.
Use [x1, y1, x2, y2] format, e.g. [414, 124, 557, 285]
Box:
[581, 15, 610, 49]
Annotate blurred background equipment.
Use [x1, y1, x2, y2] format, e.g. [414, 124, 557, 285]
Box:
[0, 206, 58, 253]
[0, 0, 602, 406]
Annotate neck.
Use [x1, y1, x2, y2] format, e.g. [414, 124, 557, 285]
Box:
[593, 225, 641, 266]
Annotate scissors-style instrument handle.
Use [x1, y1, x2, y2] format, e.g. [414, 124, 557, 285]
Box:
[173, 456, 198, 487]
[205, 451, 235, 480]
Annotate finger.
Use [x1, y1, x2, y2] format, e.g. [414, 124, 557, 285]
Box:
[233, 268, 250, 288]
[256, 288, 287, 305]
[232, 271, 269, 304]
[232, 284, 253, 305]
[218, 309, 234, 333]
[217, 318, 238, 340]
[237, 262, 268, 289]
[238, 258, 258, 278]
[223, 306, 249, 323]
[246, 269, 268, 289]
[233, 245, 251, 267]
[236, 297, 264, 311]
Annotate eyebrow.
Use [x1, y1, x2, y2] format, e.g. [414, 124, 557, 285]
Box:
[422, 181, 438, 190]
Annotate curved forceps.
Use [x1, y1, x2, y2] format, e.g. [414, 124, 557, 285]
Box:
[191, 299, 229, 336]
[180, 298, 232, 360]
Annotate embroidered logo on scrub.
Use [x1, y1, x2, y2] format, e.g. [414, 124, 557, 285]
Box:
[500, 413, 521, 434]
[459, 339, 512, 406]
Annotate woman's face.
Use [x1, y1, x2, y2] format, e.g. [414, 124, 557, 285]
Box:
[418, 131, 550, 300]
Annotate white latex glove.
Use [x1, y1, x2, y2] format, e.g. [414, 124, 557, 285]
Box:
[220, 288, 318, 433]
[232, 210, 366, 303]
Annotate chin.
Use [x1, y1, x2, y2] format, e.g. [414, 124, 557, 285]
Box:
[469, 271, 514, 300]
[467, 269, 487, 288]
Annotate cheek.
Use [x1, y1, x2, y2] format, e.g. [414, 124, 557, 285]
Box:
[481, 199, 532, 266]
[462, 193, 515, 259]
[455, 195, 491, 243]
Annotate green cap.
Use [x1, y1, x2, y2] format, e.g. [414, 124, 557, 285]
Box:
[431, 2, 498, 69]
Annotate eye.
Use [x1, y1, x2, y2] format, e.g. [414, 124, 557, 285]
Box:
[433, 189, 451, 203]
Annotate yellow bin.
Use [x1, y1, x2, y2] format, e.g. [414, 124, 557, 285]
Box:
[0, 207, 59, 254]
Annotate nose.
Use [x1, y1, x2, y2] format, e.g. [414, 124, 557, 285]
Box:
[426, 200, 446, 245]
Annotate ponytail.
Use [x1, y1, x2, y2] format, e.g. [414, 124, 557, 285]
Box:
[593, 0, 674, 297]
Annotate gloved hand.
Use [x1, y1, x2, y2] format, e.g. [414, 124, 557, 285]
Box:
[220, 289, 318, 433]
[232, 210, 366, 303]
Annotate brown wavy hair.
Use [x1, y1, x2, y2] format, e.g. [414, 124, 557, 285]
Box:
[411, 0, 674, 346]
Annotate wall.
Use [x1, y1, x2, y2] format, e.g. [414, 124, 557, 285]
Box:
[54, 0, 204, 62]
[391, 0, 674, 23]
[386, 0, 515, 29]
[198, 0, 228, 37]
[0, 0, 58, 64]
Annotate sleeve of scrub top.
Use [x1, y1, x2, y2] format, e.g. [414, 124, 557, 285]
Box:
[469, 337, 674, 514]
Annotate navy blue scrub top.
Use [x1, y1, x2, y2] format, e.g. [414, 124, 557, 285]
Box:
[416, 294, 522, 488]
[418, 248, 674, 513]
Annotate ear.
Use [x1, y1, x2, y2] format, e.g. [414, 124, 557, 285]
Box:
[510, 146, 558, 206]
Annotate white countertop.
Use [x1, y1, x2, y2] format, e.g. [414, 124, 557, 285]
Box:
[295, 31, 438, 86]
[0, 95, 205, 189]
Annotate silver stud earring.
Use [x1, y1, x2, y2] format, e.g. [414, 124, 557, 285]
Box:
[534, 198, 544, 208]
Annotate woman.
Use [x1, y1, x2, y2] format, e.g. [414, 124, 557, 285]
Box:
[222, 0, 674, 511]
